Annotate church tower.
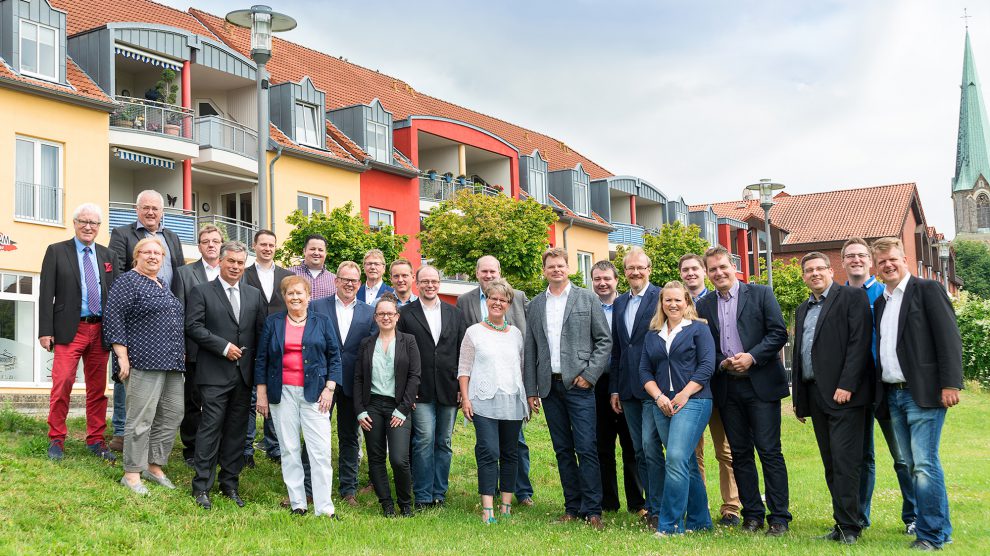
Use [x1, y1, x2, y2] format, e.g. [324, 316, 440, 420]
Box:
[952, 30, 990, 239]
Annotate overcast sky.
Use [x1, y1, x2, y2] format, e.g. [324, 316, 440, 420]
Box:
[168, 0, 988, 238]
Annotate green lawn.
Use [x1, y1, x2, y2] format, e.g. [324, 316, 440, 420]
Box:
[1, 386, 988, 555]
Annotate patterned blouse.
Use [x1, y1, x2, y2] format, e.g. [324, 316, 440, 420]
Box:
[102, 270, 185, 372]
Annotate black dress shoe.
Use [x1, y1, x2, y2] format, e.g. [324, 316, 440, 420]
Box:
[184, 457, 195, 468]
[400, 505, 414, 518]
[719, 514, 741, 527]
[291, 508, 307, 516]
[765, 522, 789, 537]
[221, 490, 245, 507]
[244, 455, 256, 469]
[414, 501, 434, 511]
[820, 526, 860, 544]
[909, 539, 940, 551]
[741, 518, 763, 532]
[382, 505, 396, 518]
[193, 492, 212, 510]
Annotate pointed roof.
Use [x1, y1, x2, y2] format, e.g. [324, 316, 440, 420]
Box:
[953, 30, 990, 192]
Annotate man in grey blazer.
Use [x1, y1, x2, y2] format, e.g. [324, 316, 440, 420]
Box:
[456, 255, 534, 505]
[524, 247, 612, 529]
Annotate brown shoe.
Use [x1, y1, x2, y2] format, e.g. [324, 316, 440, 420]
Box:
[280, 496, 313, 508]
[518, 497, 535, 507]
[358, 484, 375, 495]
[587, 515, 605, 531]
[108, 435, 124, 452]
[554, 513, 579, 524]
[342, 495, 358, 507]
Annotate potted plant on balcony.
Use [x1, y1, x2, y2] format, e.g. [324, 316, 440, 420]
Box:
[155, 69, 181, 136]
[116, 103, 143, 129]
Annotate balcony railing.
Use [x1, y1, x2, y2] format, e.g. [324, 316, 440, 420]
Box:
[110, 96, 196, 141]
[197, 214, 258, 249]
[15, 181, 63, 224]
[195, 116, 257, 159]
[418, 175, 503, 202]
[108, 202, 197, 245]
[608, 222, 645, 246]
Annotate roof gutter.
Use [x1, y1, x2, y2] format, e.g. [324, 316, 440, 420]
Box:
[0, 77, 116, 112]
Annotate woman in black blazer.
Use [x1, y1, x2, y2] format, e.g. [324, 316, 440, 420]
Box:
[354, 294, 422, 517]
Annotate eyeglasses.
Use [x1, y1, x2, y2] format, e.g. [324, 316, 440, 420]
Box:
[803, 266, 830, 274]
[199, 239, 222, 245]
[364, 261, 384, 267]
[74, 219, 101, 228]
[625, 266, 650, 272]
[842, 253, 870, 260]
[337, 277, 361, 285]
[418, 280, 440, 286]
[138, 205, 162, 213]
[375, 312, 398, 319]
[137, 250, 163, 257]
[488, 297, 510, 305]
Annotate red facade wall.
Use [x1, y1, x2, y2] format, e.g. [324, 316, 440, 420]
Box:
[360, 168, 420, 264]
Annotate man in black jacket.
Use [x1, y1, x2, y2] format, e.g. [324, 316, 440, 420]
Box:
[792, 252, 873, 544]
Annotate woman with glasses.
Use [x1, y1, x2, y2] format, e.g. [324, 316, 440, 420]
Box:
[354, 293, 421, 517]
[103, 237, 185, 495]
[457, 279, 529, 524]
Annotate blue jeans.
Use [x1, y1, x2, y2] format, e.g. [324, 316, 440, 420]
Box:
[245, 386, 280, 457]
[542, 379, 602, 518]
[887, 388, 951, 547]
[652, 398, 713, 534]
[411, 402, 458, 504]
[859, 405, 916, 527]
[112, 382, 126, 436]
[515, 428, 534, 499]
[623, 399, 665, 516]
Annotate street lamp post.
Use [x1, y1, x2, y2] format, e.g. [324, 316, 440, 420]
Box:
[225, 5, 297, 232]
[938, 240, 951, 292]
[745, 179, 786, 289]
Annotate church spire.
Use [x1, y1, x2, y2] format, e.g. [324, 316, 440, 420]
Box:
[953, 30, 990, 193]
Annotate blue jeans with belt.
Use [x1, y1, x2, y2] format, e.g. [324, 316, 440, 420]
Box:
[651, 397, 713, 534]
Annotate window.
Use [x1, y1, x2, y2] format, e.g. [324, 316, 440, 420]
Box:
[577, 252, 594, 287]
[295, 102, 320, 147]
[19, 20, 58, 81]
[573, 181, 589, 216]
[366, 121, 390, 164]
[0, 272, 68, 385]
[529, 168, 547, 204]
[297, 193, 325, 216]
[368, 208, 395, 233]
[15, 136, 62, 224]
[196, 100, 221, 117]
[707, 221, 718, 244]
[978, 193, 990, 230]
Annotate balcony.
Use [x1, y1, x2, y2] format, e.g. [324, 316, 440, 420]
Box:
[194, 116, 258, 176]
[419, 174, 503, 203]
[608, 222, 645, 246]
[109, 97, 200, 161]
[15, 181, 63, 225]
[197, 214, 258, 250]
[108, 202, 197, 245]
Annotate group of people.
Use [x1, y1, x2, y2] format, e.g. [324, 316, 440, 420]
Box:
[40, 191, 962, 551]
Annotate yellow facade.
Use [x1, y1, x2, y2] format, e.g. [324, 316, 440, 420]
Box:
[554, 221, 611, 269]
[1, 87, 110, 273]
[267, 151, 362, 240]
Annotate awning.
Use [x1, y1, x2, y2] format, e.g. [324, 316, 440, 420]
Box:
[113, 148, 175, 170]
[114, 45, 182, 71]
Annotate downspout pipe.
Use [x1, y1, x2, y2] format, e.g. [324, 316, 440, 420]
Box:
[267, 140, 283, 231]
[561, 216, 574, 251]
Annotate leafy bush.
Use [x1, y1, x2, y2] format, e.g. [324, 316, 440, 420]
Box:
[953, 292, 990, 389]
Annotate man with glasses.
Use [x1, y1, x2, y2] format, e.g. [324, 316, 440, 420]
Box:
[39, 203, 119, 461]
[107, 189, 186, 452]
[357, 249, 393, 305]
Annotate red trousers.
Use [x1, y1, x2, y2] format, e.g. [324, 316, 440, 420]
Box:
[47, 322, 110, 444]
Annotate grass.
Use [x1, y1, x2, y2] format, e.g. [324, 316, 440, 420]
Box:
[1, 385, 988, 555]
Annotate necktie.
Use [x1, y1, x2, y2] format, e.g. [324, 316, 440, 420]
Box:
[82, 247, 101, 315]
[229, 287, 240, 324]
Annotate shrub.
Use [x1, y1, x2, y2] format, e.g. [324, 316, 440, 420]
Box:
[954, 291, 990, 389]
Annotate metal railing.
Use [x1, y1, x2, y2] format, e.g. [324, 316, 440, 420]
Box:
[418, 175, 503, 202]
[15, 181, 63, 224]
[608, 222, 645, 246]
[110, 96, 196, 141]
[195, 116, 257, 159]
[108, 202, 197, 245]
[197, 214, 258, 248]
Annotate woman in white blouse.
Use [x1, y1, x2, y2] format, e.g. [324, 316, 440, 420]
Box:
[458, 278, 529, 524]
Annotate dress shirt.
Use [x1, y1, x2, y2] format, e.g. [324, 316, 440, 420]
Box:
[421, 298, 443, 345]
[74, 237, 101, 317]
[799, 287, 831, 382]
[201, 259, 220, 282]
[290, 264, 337, 300]
[479, 289, 489, 322]
[716, 281, 746, 375]
[600, 300, 614, 330]
[219, 278, 240, 357]
[336, 296, 357, 345]
[625, 287, 646, 334]
[137, 224, 174, 289]
[545, 282, 571, 375]
[364, 281, 383, 304]
[847, 275, 885, 361]
[396, 294, 418, 307]
[879, 274, 911, 384]
[254, 261, 276, 302]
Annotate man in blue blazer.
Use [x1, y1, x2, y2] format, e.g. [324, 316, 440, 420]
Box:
[356, 249, 394, 305]
[311, 261, 377, 506]
[695, 246, 790, 536]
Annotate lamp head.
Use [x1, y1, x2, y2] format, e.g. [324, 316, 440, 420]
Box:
[226, 5, 297, 60]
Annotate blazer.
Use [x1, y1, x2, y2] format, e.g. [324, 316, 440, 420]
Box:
[609, 283, 660, 401]
[523, 285, 612, 397]
[354, 331, 422, 418]
[108, 221, 185, 296]
[243, 263, 294, 315]
[38, 239, 119, 345]
[254, 311, 343, 404]
[792, 283, 874, 417]
[311, 295, 377, 396]
[176, 259, 210, 362]
[397, 299, 467, 406]
[456, 286, 529, 336]
[874, 276, 963, 409]
[695, 281, 789, 406]
[638, 320, 716, 399]
[356, 282, 394, 305]
[185, 279, 266, 387]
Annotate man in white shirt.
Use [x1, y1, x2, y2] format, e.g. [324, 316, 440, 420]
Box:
[357, 249, 394, 305]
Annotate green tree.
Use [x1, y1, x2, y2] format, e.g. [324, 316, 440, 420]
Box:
[954, 240, 990, 299]
[754, 256, 809, 328]
[611, 221, 711, 294]
[418, 190, 558, 297]
[952, 291, 990, 388]
[275, 202, 408, 277]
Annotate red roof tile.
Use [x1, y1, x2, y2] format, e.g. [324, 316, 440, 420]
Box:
[269, 123, 363, 168]
[0, 56, 113, 105]
[53, 0, 217, 39]
[548, 195, 612, 230]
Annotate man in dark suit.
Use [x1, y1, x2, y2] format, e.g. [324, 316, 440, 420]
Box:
[872, 237, 963, 551]
[106, 189, 186, 450]
[791, 252, 873, 544]
[185, 241, 266, 510]
[356, 249, 393, 305]
[175, 224, 223, 466]
[695, 246, 790, 536]
[524, 247, 612, 530]
[38, 203, 119, 462]
[241, 230, 293, 465]
[312, 261, 377, 506]
[456, 254, 533, 506]
[398, 265, 466, 509]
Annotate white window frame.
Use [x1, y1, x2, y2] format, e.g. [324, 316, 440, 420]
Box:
[368, 207, 395, 234]
[295, 102, 320, 147]
[15, 136, 63, 225]
[0, 272, 68, 387]
[573, 181, 590, 216]
[707, 221, 717, 244]
[577, 251, 594, 287]
[297, 193, 326, 216]
[529, 168, 547, 204]
[19, 19, 58, 82]
[366, 120, 390, 164]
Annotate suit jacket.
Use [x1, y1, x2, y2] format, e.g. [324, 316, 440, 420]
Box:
[176, 259, 210, 362]
[792, 283, 874, 417]
[523, 285, 612, 397]
[637, 320, 716, 398]
[457, 286, 528, 336]
[185, 279, 266, 387]
[356, 281, 394, 305]
[874, 276, 963, 409]
[311, 295, 377, 396]
[38, 239, 119, 345]
[254, 312, 342, 404]
[354, 331, 422, 418]
[609, 283, 660, 401]
[397, 299, 467, 406]
[243, 263, 294, 315]
[695, 281, 789, 406]
[108, 221, 185, 295]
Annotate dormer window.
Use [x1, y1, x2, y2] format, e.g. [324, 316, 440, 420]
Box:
[574, 180, 590, 216]
[529, 167, 547, 204]
[295, 102, 320, 147]
[20, 19, 58, 81]
[366, 120, 390, 163]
